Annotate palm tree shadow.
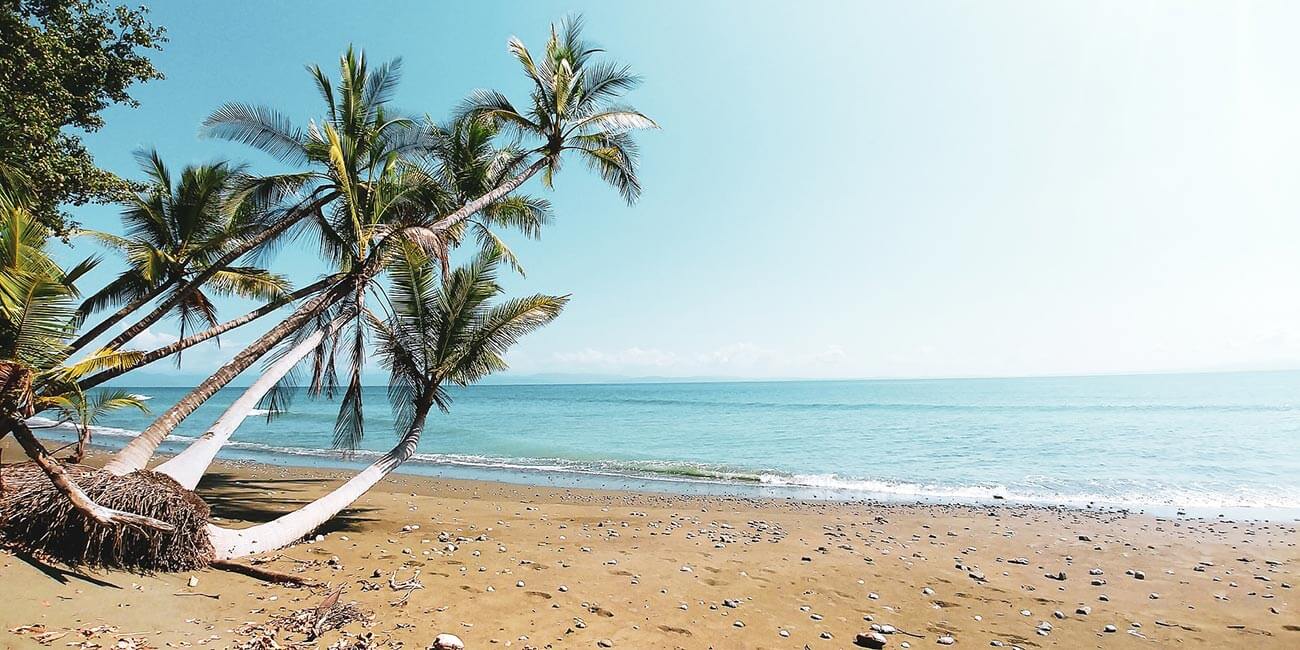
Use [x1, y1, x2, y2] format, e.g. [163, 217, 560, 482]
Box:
[11, 551, 122, 588]
[195, 471, 378, 534]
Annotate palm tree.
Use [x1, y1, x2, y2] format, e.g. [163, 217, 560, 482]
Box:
[109, 18, 656, 476]
[47, 388, 151, 464]
[201, 247, 565, 558]
[426, 14, 657, 238]
[102, 47, 431, 475]
[0, 187, 172, 532]
[422, 116, 553, 276]
[69, 152, 289, 354]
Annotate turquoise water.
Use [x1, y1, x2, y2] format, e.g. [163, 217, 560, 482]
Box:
[34, 371, 1300, 517]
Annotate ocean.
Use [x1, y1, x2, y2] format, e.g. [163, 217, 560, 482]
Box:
[32, 370, 1300, 519]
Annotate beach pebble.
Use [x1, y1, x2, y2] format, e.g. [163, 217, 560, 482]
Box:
[1076, 606, 1092, 616]
[779, 629, 790, 638]
[431, 633, 465, 650]
[733, 620, 745, 628]
[597, 640, 614, 648]
[1103, 625, 1117, 633]
[855, 631, 887, 648]
[937, 636, 955, 645]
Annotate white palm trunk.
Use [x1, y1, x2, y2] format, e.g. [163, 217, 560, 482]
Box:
[154, 315, 349, 489]
[206, 401, 428, 559]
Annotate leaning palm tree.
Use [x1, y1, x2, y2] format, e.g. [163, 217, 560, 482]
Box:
[69, 152, 289, 354]
[202, 247, 565, 558]
[110, 18, 656, 476]
[101, 47, 428, 475]
[0, 187, 174, 535]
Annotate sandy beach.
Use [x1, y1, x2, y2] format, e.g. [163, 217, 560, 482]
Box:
[1, 445, 1297, 649]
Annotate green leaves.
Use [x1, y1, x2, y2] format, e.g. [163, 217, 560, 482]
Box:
[373, 248, 566, 438]
[460, 14, 656, 205]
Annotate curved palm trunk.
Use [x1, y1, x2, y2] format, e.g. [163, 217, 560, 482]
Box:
[154, 313, 351, 489]
[103, 201, 324, 352]
[67, 279, 176, 355]
[428, 158, 547, 235]
[206, 389, 434, 559]
[101, 278, 351, 476]
[78, 277, 333, 391]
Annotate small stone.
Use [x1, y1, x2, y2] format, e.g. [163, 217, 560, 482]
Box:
[922, 587, 935, 596]
[723, 599, 740, 608]
[937, 636, 956, 645]
[432, 633, 465, 650]
[1103, 625, 1117, 633]
[855, 631, 887, 649]
[187, 576, 199, 588]
[1133, 570, 1146, 580]
[779, 629, 791, 638]
[1052, 610, 1065, 619]
[596, 640, 614, 648]
[734, 620, 745, 628]
[820, 631, 834, 639]
[1076, 606, 1092, 615]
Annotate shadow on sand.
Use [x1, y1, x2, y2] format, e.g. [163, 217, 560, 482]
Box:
[195, 471, 378, 535]
[11, 551, 123, 588]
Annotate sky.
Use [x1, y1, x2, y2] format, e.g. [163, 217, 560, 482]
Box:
[58, 0, 1300, 383]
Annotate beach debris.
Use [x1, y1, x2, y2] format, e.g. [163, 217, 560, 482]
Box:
[389, 568, 424, 591]
[855, 631, 888, 648]
[431, 633, 466, 649]
[188, 575, 200, 587]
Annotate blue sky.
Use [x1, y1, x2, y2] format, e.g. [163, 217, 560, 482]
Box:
[61, 1, 1300, 383]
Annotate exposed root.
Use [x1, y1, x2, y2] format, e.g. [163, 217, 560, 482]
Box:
[0, 462, 212, 571]
[211, 558, 317, 585]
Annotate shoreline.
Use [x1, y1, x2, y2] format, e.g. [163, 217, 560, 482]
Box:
[3, 441, 1299, 648]
[25, 419, 1300, 523]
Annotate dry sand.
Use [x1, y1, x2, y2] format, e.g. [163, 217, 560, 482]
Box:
[2, 451, 1298, 649]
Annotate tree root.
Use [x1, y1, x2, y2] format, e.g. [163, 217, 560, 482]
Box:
[210, 558, 317, 585]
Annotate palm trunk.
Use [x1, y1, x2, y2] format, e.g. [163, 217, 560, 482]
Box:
[4, 418, 174, 532]
[101, 278, 352, 476]
[68, 422, 89, 464]
[67, 279, 176, 355]
[427, 158, 547, 235]
[154, 313, 351, 489]
[206, 389, 434, 559]
[78, 277, 334, 391]
[102, 200, 324, 352]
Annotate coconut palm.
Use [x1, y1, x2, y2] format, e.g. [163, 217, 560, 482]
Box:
[70, 151, 290, 354]
[102, 47, 432, 475]
[202, 247, 565, 558]
[425, 14, 657, 238]
[0, 187, 171, 532]
[46, 388, 151, 464]
[422, 116, 553, 277]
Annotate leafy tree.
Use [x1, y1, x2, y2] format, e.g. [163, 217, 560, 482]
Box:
[0, 0, 166, 233]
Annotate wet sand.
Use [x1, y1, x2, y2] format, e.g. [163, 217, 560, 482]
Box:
[2, 450, 1298, 649]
